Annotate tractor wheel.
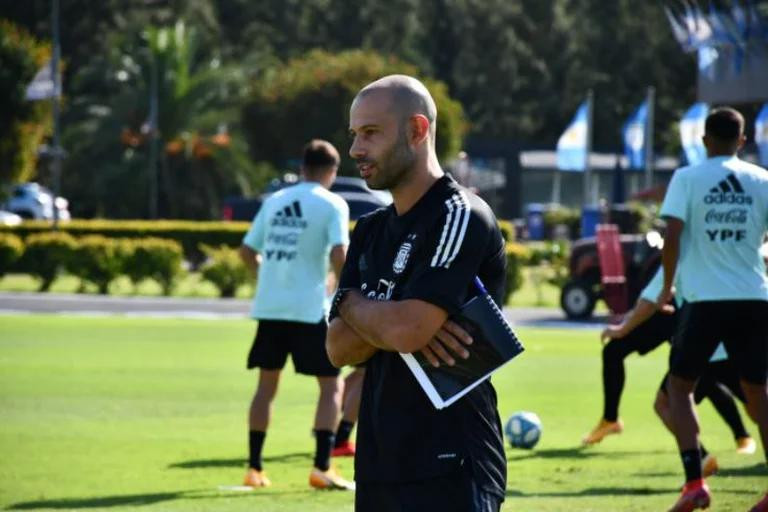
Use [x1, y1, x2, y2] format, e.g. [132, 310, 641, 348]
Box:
[560, 279, 597, 320]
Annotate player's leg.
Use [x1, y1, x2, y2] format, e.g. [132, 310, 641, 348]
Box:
[291, 319, 353, 490]
[667, 303, 721, 511]
[583, 312, 671, 445]
[243, 320, 290, 487]
[725, 301, 768, 510]
[334, 366, 365, 456]
[656, 374, 718, 477]
[696, 365, 752, 452]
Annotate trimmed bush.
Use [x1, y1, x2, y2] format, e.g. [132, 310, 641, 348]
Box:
[123, 238, 184, 295]
[0, 233, 24, 278]
[68, 235, 124, 294]
[543, 206, 580, 240]
[17, 231, 76, 291]
[0, 219, 250, 266]
[199, 244, 249, 298]
[504, 242, 531, 304]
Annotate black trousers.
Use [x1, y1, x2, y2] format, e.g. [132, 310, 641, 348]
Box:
[355, 470, 503, 512]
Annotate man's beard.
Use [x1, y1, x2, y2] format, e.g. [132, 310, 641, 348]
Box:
[365, 129, 416, 190]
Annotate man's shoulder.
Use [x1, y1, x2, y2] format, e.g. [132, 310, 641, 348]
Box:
[732, 159, 768, 181]
[438, 179, 498, 228]
[354, 206, 390, 232]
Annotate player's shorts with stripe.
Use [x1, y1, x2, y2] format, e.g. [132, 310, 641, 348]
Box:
[670, 300, 768, 384]
[247, 319, 339, 377]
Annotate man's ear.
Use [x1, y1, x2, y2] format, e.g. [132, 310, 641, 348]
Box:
[736, 133, 746, 151]
[409, 114, 430, 146]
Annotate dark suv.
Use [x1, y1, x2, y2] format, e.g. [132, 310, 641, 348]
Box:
[222, 176, 392, 221]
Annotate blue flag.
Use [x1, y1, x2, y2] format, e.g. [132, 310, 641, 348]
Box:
[556, 101, 588, 171]
[756, 103, 768, 167]
[680, 103, 709, 166]
[622, 100, 647, 170]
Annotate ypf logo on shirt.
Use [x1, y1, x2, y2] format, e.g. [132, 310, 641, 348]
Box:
[704, 174, 753, 205]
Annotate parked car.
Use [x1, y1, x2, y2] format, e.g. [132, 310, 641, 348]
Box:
[0, 210, 22, 226]
[222, 176, 392, 222]
[560, 231, 661, 320]
[4, 182, 70, 221]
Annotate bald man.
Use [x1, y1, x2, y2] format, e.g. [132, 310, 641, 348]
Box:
[326, 75, 507, 511]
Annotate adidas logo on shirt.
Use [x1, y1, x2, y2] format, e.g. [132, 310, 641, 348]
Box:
[704, 174, 753, 205]
[271, 201, 308, 228]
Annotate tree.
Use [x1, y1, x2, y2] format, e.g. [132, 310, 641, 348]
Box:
[61, 20, 270, 219]
[0, 20, 51, 187]
[242, 49, 466, 175]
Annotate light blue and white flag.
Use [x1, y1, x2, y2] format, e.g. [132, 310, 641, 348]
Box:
[556, 101, 588, 171]
[756, 103, 768, 167]
[25, 59, 61, 101]
[622, 100, 647, 170]
[680, 103, 709, 166]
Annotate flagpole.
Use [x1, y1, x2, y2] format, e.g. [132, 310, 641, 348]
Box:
[644, 86, 655, 190]
[584, 90, 594, 205]
[148, 48, 159, 219]
[552, 169, 561, 204]
[50, 0, 62, 229]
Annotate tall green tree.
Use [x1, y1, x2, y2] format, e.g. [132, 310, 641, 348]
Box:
[242, 49, 466, 175]
[62, 20, 269, 219]
[0, 20, 51, 187]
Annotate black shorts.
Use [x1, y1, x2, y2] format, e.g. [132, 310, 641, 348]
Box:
[247, 319, 339, 377]
[670, 300, 768, 385]
[659, 359, 745, 404]
[355, 470, 502, 512]
[617, 309, 677, 355]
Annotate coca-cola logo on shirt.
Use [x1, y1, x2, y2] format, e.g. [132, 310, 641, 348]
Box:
[705, 208, 747, 224]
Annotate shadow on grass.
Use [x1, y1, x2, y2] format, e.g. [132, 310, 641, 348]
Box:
[718, 463, 768, 477]
[168, 452, 311, 469]
[6, 487, 315, 510]
[507, 447, 668, 462]
[7, 491, 190, 510]
[505, 486, 672, 498]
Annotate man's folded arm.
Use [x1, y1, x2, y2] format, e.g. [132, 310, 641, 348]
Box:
[338, 291, 449, 354]
[326, 317, 378, 367]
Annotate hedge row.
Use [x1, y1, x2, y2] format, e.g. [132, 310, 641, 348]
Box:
[0, 218, 517, 266]
[0, 232, 189, 295]
[0, 220, 251, 266]
[1, 230, 531, 303]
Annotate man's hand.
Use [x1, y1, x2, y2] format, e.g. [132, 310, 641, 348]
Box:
[656, 287, 675, 314]
[656, 287, 675, 315]
[418, 319, 473, 367]
[600, 324, 627, 345]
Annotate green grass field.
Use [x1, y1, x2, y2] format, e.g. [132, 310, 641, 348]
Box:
[0, 314, 764, 511]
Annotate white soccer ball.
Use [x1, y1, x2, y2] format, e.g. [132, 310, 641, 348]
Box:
[504, 411, 542, 450]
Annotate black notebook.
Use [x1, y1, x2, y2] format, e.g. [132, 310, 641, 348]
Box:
[399, 277, 525, 409]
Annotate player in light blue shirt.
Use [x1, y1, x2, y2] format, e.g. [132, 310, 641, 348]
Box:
[658, 107, 768, 511]
[238, 139, 354, 491]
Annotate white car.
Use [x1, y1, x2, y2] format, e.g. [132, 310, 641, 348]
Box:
[5, 182, 70, 221]
[0, 210, 22, 226]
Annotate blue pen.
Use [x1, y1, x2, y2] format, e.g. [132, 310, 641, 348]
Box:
[473, 276, 488, 295]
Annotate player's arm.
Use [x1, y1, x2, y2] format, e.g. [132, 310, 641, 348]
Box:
[329, 244, 347, 281]
[239, 244, 261, 275]
[658, 217, 683, 307]
[657, 170, 687, 308]
[601, 299, 657, 344]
